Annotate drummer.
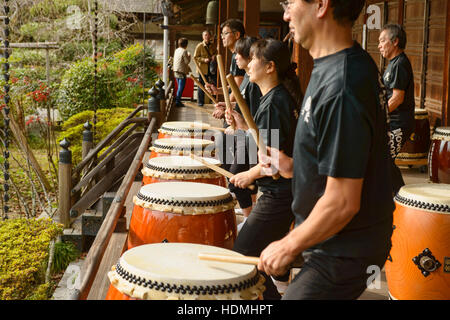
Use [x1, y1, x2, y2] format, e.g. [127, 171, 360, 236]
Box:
[214, 36, 261, 229]
[225, 38, 302, 300]
[256, 0, 394, 300]
[378, 24, 415, 194]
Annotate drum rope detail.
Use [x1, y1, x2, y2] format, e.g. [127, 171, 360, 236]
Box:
[144, 163, 216, 175]
[394, 194, 450, 213]
[112, 262, 261, 295]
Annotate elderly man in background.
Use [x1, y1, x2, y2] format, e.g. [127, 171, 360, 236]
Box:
[194, 30, 217, 106]
[378, 23, 415, 194]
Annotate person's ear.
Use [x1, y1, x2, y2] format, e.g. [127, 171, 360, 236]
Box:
[317, 0, 330, 19]
[392, 37, 399, 47]
[265, 61, 276, 74]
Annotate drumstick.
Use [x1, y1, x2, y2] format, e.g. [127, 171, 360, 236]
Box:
[216, 54, 235, 130]
[193, 58, 210, 87]
[198, 253, 304, 268]
[189, 153, 255, 191]
[190, 75, 218, 105]
[226, 74, 280, 180]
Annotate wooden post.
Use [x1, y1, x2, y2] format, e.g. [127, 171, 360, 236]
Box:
[244, 0, 260, 38]
[59, 138, 72, 228]
[82, 121, 93, 161]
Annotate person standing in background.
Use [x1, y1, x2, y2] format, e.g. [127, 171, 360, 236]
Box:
[194, 30, 217, 106]
[173, 38, 191, 107]
[378, 24, 415, 194]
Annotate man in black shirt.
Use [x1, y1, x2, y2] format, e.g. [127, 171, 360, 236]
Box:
[379, 23, 415, 194]
[257, 0, 394, 300]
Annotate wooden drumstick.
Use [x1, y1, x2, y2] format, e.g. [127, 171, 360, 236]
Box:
[226, 74, 280, 180]
[216, 54, 235, 130]
[193, 58, 210, 87]
[189, 153, 255, 191]
[190, 75, 218, 105]
[198, 253, 304, 268]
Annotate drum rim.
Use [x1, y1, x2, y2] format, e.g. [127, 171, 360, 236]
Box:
[108, 243, 265, 300]
[146, 155, 221, 171]
[432, 127, 450, 141]
[133, 182, 235, 215]
[160, 121, 211, 132]
[395, 183, 450, 214]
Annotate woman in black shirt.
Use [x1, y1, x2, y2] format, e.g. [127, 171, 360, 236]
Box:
[226, 38, 303, 300]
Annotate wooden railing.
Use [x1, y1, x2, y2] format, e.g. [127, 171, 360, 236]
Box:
[66, 80, 174, 300]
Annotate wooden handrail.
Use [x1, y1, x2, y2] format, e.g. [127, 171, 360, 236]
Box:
[74, 116, 157, 300]
[72, 117, 148, 177]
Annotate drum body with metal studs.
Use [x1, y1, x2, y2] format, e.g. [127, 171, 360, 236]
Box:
[385, 183, 450, 300]
[428, 127, 450, 184]
[127, 182, 237, 250]
[142, 156, 227, 187]
[396, 109, 430, 163]
[157, 121, 215, 140]
[149, 138, 216, 159]
[105, 242, 265, 300]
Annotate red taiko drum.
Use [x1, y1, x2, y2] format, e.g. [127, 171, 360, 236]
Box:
[428, 126, 450, 184]
[385, 183, 450, 300]
[157, 121, 215, 140]
[149, 138, 215, 159]
[127, 181, 237, 250]
[105, 243, 265, 300]
[142, 156, 226, 187]
[396, 108, 430, 163]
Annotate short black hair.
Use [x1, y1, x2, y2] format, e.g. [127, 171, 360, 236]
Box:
[178, 37, 188, 48]
[235, 37, 258, 59]
[220, 19, 246, 38]
[303, 0, 365, 26]
[382, 24, 407, 49]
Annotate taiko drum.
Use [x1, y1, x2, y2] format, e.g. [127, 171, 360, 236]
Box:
[149, 138, 215, 159]
[157, 121, 215, 140]
[105, 243, 265, 300]
[142, 156, 226, 187]
[385, 183, 450, 300]
[127, 182, 237, 250]
[396, 108, 430, 162]
[428, 127, 450, 184]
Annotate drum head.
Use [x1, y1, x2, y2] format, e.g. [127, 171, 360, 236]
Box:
[395, 183, 450, 214]
[143, 156, 222, 179]
[133, 181, 235, 214]
[432, 127, 450, 141]
[150, 138, 215, 154]
[108, 243, 265, 300]
[160, 121, 211, 132]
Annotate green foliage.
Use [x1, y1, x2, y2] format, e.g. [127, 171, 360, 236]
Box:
[58, 108, 136, 164]
[29, 0, 88, 19]
[0, 218, 63, 300]
[57, 43, 159, 120]
[52, 242, 80, 274]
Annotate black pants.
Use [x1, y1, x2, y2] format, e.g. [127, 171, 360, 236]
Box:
[282, 250, 389, 300]
[233, 190, 294, 300]
[228, 131, 257, 209]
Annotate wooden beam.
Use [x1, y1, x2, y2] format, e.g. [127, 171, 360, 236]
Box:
[398, 0, 405, 24]
[293, 44, 313, 96]
[244, 0, 260, 38]
[227, 0, 239, 19]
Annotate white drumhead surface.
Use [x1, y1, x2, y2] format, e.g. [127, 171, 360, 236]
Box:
[397, 183, 450, 212]
[120, 243, 256, 285]
[161, 121, 211, 131]
[147, 156, 221, 170]
[153, 138, 214, 148]
[139, 181, 230, 201]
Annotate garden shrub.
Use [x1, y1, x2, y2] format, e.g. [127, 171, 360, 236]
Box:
[0, 218, 63, 300]
[57, 43, 159, 120]
[58, 108, 136, 165]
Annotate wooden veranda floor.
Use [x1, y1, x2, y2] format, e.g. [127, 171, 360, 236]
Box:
[86, 101, 429, 300]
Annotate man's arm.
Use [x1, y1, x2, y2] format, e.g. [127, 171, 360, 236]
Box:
[388, 88, 405, 113]
[258, 176, 363, 276]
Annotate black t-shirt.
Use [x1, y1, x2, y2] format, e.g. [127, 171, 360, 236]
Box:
[252, 84, 297, 193]
[383, 52, 415, 133]
[291, 42, 394, 258]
